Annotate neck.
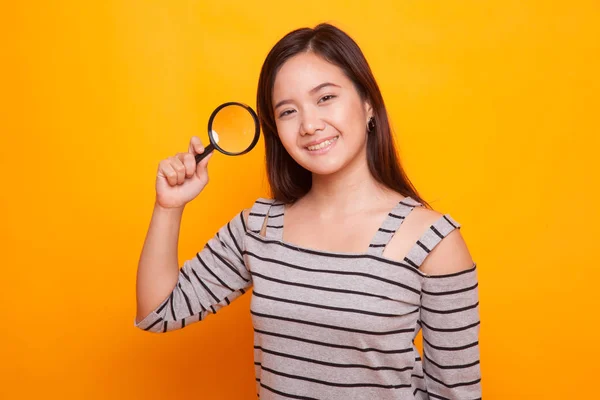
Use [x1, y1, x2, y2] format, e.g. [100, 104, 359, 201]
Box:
[303, 152, 391, 216]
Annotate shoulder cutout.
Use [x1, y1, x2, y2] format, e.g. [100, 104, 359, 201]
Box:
[383, 206, 443, 262]
[419, 228, 474, 276]
[245, 197, 280, 237]
[242, 207, 268, 236]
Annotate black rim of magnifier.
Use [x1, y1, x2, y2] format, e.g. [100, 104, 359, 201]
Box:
[195, 102, 260, 163]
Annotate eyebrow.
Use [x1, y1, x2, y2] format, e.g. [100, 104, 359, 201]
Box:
[274, 82, 341, 110]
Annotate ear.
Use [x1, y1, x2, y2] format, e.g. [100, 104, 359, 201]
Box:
[364, 99, 373, 119]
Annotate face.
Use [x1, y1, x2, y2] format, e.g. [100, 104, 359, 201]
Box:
[272, 52, 372, 176]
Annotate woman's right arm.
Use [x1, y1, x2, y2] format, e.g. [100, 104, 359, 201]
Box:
[134, 136, 252, 333]
[134, 208, 252, 333]
[135, 203, 185, 324]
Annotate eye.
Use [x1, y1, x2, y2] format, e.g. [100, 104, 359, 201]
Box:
[318, 94, 336, 103]
[279, 109, 296, 118]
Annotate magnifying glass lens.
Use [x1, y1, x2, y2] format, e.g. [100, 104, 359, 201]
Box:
[195, 101, 260, 164]
[210, 104, 258, 154]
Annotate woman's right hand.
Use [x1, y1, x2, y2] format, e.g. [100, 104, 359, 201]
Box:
[155, 136, 213, 209]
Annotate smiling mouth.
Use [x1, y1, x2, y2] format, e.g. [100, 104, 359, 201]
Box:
[306, 136, 339, 151]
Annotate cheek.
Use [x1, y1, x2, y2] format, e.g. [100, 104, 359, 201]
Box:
[328, 102, 365, 136]
[324, 98, 366, 124]
[274, 121, 298, 149]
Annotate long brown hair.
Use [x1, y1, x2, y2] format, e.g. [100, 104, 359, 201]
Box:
[256, 23, 430, 209]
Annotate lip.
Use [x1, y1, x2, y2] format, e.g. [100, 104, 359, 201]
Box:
[303, 135, 339, 148]
[304, 136, 338, 155]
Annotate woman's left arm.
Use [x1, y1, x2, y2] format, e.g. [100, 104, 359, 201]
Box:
[419, 229, 482, 400]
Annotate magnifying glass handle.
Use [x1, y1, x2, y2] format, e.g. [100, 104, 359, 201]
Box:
[195, 143, 215, 164]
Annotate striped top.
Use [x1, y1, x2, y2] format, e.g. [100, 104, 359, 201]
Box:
[134, 197, 482, 400]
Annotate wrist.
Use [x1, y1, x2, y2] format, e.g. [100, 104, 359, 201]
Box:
[153, 201, 185, 215]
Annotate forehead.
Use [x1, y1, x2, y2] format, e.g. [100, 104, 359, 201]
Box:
[273, 52, 350, 98]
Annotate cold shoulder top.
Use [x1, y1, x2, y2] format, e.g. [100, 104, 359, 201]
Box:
[134, 196, 482, 400]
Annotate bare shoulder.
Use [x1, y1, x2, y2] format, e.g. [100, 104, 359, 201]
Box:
[385, 205, 474, 276]
[412, 207, 474, 276]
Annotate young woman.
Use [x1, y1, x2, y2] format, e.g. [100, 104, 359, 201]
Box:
[135, 23, 482, 400]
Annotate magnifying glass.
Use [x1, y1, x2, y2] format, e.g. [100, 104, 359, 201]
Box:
[195, 102, 261, 163]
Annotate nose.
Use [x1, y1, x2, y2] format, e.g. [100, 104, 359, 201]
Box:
[299, 108, 325, 136]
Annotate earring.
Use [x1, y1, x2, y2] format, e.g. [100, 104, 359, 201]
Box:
[367, 116, 375, 133]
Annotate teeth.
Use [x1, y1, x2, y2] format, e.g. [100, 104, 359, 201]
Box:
[307, 136, 338, 151]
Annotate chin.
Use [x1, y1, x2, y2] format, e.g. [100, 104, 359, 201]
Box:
[296, 155, 348, 176]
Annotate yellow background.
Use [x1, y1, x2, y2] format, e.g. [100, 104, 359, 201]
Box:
[2, 1, 598, 399]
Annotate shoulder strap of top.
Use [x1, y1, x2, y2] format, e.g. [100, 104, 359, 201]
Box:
[403, 213, 461, 269]
[247, 198, 275, 234]
[367, 196, 423, 256]
[247, 198, 285, 239]
[265, 201, 285, 240]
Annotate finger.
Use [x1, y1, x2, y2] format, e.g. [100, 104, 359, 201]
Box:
[169, 156, 186, 185]
[159, 160, 178, 186]
[196, 151, 213, 178]
[188, 136, 205, 155]
[176, 152, 196, 179]
[181, 152, 196, 178]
